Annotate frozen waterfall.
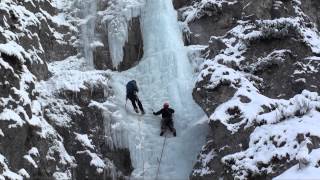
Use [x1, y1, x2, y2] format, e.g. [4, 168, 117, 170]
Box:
[109, 0, 209, 179]
[80, 0, 97, 69]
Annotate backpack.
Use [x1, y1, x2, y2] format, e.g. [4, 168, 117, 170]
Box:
[126, 80, 137, 95]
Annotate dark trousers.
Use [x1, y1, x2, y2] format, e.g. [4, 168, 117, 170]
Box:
[128, 95, 144, 112]
[161, 118, 176, 133]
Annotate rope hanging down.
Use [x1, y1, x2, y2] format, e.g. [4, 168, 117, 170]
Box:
[156, 136, 167, 180]
[138, 115, 145, 180]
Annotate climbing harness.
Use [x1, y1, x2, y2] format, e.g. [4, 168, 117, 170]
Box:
[156, 135, 167, 180]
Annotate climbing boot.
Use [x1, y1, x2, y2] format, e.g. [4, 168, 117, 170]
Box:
[141, 110, 145, 115]
[134, 108, 139, 113]
[160, 131, 164, 136]
[173, 132, 176, 137]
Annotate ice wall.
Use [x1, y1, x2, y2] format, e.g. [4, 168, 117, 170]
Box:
[80, 0, 97, 69]
[106, 0, 144, 69]
[109, 0, 209, 179]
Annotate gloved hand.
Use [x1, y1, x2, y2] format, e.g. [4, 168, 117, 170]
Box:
[153, 112, 156, 115]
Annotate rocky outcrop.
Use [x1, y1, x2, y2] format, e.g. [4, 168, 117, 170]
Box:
[41, 75, 133, 179]
[121, 17, 144, 71]
[93, 16, 143, 71]
[0, 1, 132, 179]
[173, 0, 191, 9]
[176, 0, 320, 179]
[178, 1, 242, 45]
[301, 0, 320, 30]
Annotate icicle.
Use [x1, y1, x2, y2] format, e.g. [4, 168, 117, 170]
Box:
[80, 0, 97, 70]
[106, 0, 144, 69]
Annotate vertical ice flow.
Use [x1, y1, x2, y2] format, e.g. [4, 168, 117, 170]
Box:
[110, 0, 209, 179]
[107, 0, 144, 69]
[139, 0, 196, 117]
[81, 0, 97, 69]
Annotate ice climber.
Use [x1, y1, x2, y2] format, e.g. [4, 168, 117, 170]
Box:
[126, 80, 145, 114]
[153, 103, 176, 137]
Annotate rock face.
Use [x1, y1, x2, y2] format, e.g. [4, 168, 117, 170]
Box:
[93, 16, 144, 71]
[175, 0, 320, 179]
[0, 1, 133, 179]
[121, 17, 144, 71]
[39, 72, 133, 179]
[173, 0, 191, 9]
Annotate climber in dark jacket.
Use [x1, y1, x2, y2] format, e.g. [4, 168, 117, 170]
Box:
[153, 102, 176, 137]
[126, 80, 145, 114]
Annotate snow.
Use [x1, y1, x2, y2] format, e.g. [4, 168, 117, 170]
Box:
[0, 0, 93, 179]
[48, 56, 88, 73]
[75, 133, 95, 149]
[210, 80, 320, 134]
[1, 0, 316, 179]
[52, 171, 72, 180]
[306, 56, 320, 61]
[0, 41, 28, 63]
[222, 109, 320, 178]
[192, 148, 216, 176]
[37, 67, 109, 96]
[0, 1, 40, 31]
[275, 148, 320, 180]
[89, 152, 106, 170]
[77, 150, 106, 173]
[0, 109, 25, 128]
[0, 154, 23, 180]
[52, 13, 72, 27]
[184, 1, 320, 177]
[17, 66, 35, 106]
[29, 148, 40, 157]
[181, 0, 236, 24]
[17, 169, 30, 179]
[47, 140, 75, 166]
[23, 155, 38, 168]
[23, 147, 40, 168]
[275, 166, 320, 180]
[51, 0, 69, 9]
[0, 57, 14, 72]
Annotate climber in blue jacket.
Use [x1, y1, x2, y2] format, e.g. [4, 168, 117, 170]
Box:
[126, 80, 145, 114]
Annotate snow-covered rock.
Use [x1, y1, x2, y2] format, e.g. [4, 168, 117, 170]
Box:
[0, 0, 133, 179]
[178, 0, 320, 179]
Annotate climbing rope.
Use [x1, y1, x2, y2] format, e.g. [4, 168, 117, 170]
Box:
[156, 135, 167, 180]
[137, 115, 145, 180]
